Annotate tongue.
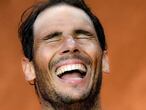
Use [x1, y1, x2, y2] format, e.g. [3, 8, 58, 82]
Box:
[61, 72, 82, 82]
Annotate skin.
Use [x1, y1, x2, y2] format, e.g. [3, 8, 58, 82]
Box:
[22, 4, 109, 110]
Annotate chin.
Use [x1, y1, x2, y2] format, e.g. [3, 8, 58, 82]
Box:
[55, 88, 91, 103]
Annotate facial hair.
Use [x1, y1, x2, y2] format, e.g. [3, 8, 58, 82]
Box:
[33, 53, 102, 110]
[49, 72, 102, 110]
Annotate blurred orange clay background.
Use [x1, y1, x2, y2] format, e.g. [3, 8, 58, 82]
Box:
[0, 0, 146, 110]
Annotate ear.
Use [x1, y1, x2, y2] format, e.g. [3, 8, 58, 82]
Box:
[21, 57, 36, 81]
[102, 51, 110, 73]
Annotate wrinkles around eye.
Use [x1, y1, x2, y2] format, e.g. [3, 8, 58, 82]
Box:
[76, 34, 96, 40]
[42, 32, 62, 43]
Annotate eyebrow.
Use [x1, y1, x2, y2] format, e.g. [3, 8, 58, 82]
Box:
[42, 32, 62, 40]
[74, 29, 93, 36]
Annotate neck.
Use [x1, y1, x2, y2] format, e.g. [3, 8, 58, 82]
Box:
[40, 95, 101, 110]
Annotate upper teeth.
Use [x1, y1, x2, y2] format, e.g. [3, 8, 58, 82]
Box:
[56, 64, 86, 76]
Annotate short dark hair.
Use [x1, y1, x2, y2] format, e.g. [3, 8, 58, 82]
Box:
[18, 0, 107, 61]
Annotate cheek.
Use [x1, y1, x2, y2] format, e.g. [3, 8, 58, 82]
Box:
[34, 45, 55, 69]
[83, 42, 102, 59]
[34, 46, 56, 84]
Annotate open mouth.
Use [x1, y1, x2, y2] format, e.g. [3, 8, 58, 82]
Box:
[55, 64, 87, 82]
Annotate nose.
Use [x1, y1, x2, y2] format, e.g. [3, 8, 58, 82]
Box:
[60, 36, 79, 55]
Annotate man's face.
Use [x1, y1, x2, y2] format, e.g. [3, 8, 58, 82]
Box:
[32, 4, 103, 103]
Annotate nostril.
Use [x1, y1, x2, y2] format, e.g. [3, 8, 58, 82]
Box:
[60, 48, 79, 55]
[73, 49, 79, 53]
[62, 50, 70, 54]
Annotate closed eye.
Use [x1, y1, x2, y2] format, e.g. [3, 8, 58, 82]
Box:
[42, 32, 62, 42]
[75, 29, 95, 39]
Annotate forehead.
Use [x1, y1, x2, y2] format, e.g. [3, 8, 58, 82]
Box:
[33, 4, 94, 33]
